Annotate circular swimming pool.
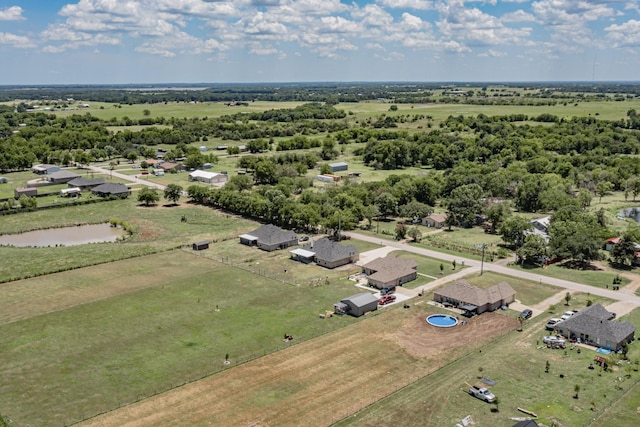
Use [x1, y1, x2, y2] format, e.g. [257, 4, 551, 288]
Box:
[426, 314, 459, 328]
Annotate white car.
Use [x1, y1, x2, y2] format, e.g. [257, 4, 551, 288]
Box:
[560, 310, 577, 321]
[545, 318, 562, 330]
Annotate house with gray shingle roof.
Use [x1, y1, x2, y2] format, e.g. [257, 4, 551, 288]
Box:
[433, 280, 516, 315]
[46, 170, 80, 184]
[556, 303, 635, 351]
[362, 256, 418, 289]
[290, 237, 359, 269]
[91, 183, 130, 198]
[239, 224, 297, 252]
[67, 177, 106, 190]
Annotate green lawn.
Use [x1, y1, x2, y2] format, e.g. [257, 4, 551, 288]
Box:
[0, 249, 362, 427]
[509, 262, 631, 290]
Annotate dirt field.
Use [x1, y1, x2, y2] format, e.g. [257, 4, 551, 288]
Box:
[80, 310, 517, 427]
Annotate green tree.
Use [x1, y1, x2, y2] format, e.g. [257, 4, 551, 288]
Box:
[375, 192, 398, 219]
[611, 238, 637, 266]
[445, 183, 484, 229]
[564, 292, 571, 306]
[319, 163, 332, 175]
[395, 223, 407, 240]
[184, 152, 205, 170]
[399, 200, 432, 223]
[548, 210, 602, 264]
[137, 187, 159, 206]
[577, 189, 592, 209]
[164, 183, 183, 205]
[595, 181, 613, 203]
[485, 202, 510, 233]
[407, 227, 422, 242]
[519, 234, 548, 264]
[499, 215, 532, 248]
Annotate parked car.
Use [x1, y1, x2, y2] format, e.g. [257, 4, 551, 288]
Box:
[545, 318, 562, 330]
[378, 294, 397, 305]
[519, 308, 533, 319]
[381, 285, 396, 295]
[560, 310, 578, 321]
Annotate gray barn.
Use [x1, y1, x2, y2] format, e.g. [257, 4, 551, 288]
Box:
[335, 293, 378, 317]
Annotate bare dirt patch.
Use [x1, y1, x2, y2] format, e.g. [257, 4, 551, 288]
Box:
[394, 312, 519, 358]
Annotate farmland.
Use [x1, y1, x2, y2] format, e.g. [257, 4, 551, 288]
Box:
[2, 85, 640, 426]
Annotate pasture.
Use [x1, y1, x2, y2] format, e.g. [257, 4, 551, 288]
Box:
[0, 248, 359, 426]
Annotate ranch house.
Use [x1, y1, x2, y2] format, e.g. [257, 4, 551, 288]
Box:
[239, 224, 298, 252]
[290, 237, 359, 269]
[433, 280, 516, 316]
[362, 256, 418, 289]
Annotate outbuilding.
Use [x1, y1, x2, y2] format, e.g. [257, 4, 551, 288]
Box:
[329, 162, 348, 172]
[15, 187, 37, 198]
[189, 170, 228, 185]
[335, 293, 378, 317]
[192, 241, 209, 251]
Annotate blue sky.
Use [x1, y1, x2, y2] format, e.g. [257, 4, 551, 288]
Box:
[1, 0, 640, 84]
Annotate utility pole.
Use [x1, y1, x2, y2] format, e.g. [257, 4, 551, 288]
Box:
[480, 244, 486, 275]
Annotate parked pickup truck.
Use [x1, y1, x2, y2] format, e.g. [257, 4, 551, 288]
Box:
[468, 385, 496, 403]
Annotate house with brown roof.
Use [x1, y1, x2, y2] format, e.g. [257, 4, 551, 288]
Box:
[159, 162, 185, 172]
[422, 213, 447, 228]
[556, 303, 635, 351]
[362, 256, 418, 289]
[433, 280, 516, 315]
[290, 237, 359, 269]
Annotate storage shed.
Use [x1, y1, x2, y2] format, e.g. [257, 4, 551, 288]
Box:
[192, 241, 209, 251]
[335, 293, 378, 317]
[15, 187, 37, 198]
[329, 162, 348, 172]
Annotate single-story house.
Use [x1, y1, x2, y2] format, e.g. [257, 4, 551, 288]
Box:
[159, 162, 185, 173]
[422, 213, 447, 228]
[91, 183, 130, 198]
[144, 159, 162, 167]
[46, 170, 81, 184]
[556, 303, 635, 351]
[329, 162, 348, 172]
[14, 187, 37, 198]
[189, 170, 228, 185]
[239, 224, 298, 252]
[290, 237, 359, 269]
[32, 164, 60, 175]
[362, 256, 418, 289]
[334, 293, 378, 317]
[67, 177, 105, 190]
[433, 280, 516, 315]
[529, 216, 551, 241]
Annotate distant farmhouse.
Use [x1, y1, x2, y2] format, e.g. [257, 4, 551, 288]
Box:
[239, 224, 297, 252]
[334, 293, 378, 317]
[556, 303, 635, 351]
[362, 256, 418, 289]
[290, 237, 359, 269]
[433, 280, 516, 316]
[422, 213, 447, 228]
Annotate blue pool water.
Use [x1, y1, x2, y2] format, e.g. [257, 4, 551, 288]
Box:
[426, 314, 458, 328]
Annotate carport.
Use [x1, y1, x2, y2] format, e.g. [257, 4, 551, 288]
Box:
[460, 304, 478, 317]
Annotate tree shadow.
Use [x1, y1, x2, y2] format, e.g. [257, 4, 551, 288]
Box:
[558, 260, 602, 271]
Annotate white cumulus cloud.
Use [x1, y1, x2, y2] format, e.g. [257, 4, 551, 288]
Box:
[0, 5, 24, 20]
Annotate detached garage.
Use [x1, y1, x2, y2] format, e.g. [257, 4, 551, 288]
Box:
[335, 293, 378, 317]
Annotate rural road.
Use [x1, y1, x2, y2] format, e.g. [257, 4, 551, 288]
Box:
[344, 231, 640, 313]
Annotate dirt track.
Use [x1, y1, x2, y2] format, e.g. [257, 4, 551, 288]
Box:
[80, 310, 517, 427]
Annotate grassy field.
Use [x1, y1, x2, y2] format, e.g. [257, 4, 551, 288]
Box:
[0, 249, 360, 427]
[333, 305, 640, 427]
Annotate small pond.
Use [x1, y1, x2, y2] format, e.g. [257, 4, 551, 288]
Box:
[619, 207, 640, 223]
[0, 223, 126, 247]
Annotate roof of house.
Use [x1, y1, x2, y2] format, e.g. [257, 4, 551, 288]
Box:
[559, 303, 636, 343]
[190, 170, 222, 180]
[67, 177, 106, 187]
[341, 293, 378, 308]
[606, 237, 622, 244]
[363, 256, 417, 282]
[47, 170, 80, 180]
[159, 162, 179, 170]
[32, 164, 58, 172]
[91, 183, 129, 195]
[302, 237, 358, 262]
[435, 280, 516, 307]
[424, 213, 447, 223]
[245, 224, 297, 245]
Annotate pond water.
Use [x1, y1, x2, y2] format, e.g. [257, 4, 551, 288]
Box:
[619, 207, 640, 223]
[0, 223, 126, 247]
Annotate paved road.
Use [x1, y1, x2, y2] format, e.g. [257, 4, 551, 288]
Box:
[344, 231, 640, 309]
[86, 165, 168, 191]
